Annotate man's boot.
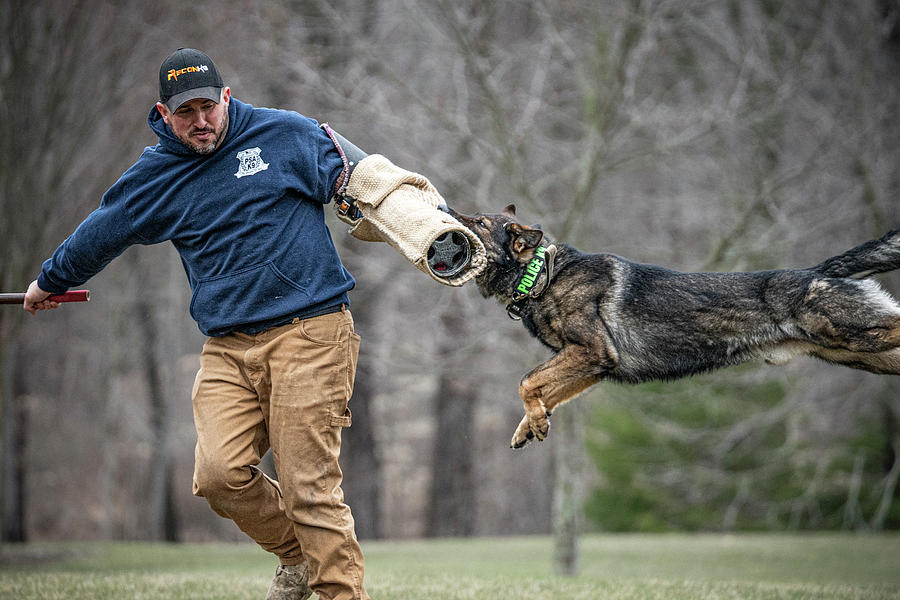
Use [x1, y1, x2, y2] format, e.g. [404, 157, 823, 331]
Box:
[265, 562, 313, 600]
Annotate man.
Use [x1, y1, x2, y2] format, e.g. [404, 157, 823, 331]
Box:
[25, 48, 371, 600]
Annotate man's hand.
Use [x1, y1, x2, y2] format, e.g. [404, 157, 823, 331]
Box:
[23, 280, 60, 315]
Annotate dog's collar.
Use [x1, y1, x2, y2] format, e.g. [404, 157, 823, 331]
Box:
[507, 244, 557, 320]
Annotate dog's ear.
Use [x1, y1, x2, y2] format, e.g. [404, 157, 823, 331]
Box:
[505, 222, 544, 257]
[503, 204, 517, 217]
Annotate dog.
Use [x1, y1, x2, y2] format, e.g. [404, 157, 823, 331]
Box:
[447, 205, 900, 449]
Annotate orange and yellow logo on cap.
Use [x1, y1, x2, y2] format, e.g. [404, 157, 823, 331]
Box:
[167, 64, 210, 81]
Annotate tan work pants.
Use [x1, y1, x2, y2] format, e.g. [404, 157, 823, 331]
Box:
[191, 308, 369, 600]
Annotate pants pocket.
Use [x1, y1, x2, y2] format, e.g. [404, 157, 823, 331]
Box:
[329, 331, 360, 428]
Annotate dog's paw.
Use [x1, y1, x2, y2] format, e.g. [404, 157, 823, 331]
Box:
[510, 416, 532, 448]
[510, 411, 550, 448]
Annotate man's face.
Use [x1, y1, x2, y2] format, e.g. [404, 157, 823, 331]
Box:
[157, 87, 231, 154]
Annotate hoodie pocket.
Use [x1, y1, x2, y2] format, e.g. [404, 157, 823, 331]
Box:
[190, 261, 310, 335]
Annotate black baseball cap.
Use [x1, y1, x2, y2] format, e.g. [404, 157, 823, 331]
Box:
[158, 48, 224, 112]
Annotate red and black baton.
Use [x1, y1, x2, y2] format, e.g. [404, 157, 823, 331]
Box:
[0, 290, 91, 304]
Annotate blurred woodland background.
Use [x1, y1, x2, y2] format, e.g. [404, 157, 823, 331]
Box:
[1, 0, 899, 557]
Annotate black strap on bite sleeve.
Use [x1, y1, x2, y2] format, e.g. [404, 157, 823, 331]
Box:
[320, 123, 369, 220]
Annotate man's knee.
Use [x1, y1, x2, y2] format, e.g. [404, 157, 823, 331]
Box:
[193, 458, 260, 499]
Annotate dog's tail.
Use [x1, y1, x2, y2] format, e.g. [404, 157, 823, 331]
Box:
[812, 229, 900, 279]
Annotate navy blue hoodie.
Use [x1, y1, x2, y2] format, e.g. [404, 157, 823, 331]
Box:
[38, 98, 354, 336]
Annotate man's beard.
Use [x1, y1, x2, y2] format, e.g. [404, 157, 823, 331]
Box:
[181, 110, 229, 154]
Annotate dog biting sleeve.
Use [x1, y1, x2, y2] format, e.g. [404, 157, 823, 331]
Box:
[340, 154, 486, 287]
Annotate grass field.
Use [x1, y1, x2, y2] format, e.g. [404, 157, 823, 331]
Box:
[1, 533, 899, 599]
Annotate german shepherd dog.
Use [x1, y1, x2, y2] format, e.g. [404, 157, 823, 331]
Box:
[447, 205, 900, 448]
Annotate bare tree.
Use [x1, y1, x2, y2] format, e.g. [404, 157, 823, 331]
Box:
[427, 295, 477, 537]
[131, 250, 181, 542]
[337, 246, 385, 540]
[0, 0, 166, 542]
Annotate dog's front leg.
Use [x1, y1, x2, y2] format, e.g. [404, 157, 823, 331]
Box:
[511, 344, 606, 448]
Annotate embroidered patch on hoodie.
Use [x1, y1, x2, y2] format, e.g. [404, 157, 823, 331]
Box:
[234, 147, 269, 178]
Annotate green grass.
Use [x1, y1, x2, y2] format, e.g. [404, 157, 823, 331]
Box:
[1, 533, 898, 599]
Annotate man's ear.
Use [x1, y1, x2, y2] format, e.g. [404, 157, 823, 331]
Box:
[506, 222, 543, 256]
[156, 102, 170, 125]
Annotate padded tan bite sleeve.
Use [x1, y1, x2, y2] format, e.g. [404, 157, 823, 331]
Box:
[338, 154, 486, 287]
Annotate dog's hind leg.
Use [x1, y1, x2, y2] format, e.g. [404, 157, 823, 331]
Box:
[812, 347, 900, 375]
[800, 279, 900, 354]
[512, 344, 606, 448]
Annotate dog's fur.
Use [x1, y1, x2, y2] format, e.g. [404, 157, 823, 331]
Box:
[448, 205, 900, 448]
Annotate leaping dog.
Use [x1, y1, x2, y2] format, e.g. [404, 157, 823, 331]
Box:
[449, 205, 900, 448]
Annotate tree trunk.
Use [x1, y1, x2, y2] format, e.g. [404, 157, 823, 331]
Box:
[135, 272, 179, 542]
[552, 400, 586, 576]
[872, 386, 900, 531]
[327, 210, 386, 538]
[426, 296, 477, 538]
[1, 324, 26, 543]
